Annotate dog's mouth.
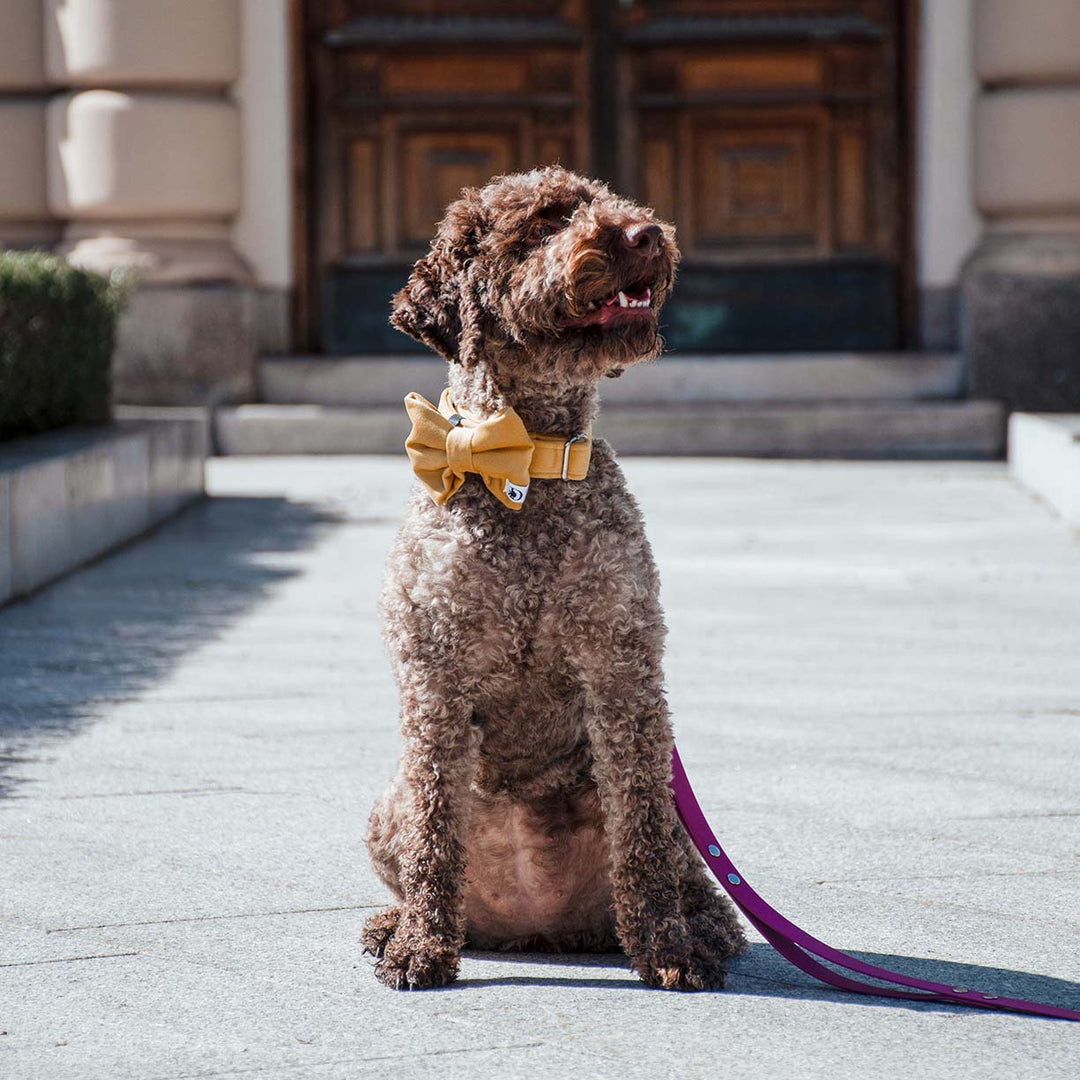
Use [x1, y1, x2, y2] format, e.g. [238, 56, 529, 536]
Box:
[563, 280, 656, 329]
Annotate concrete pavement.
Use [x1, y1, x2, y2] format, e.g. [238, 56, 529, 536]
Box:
[1, 456, 1078, 1079]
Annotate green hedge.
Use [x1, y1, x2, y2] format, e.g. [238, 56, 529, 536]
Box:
[0, 251, 123, 442]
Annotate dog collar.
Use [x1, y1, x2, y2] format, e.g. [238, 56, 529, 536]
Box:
[404, 389, 592, 511]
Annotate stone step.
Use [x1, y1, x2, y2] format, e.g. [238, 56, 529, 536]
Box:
[1008, 412, 1080, 527]
[258, 352, 966, 407]
[214, 400, 1006, 459]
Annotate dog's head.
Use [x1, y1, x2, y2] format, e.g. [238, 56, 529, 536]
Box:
[391, 166, 679, 386]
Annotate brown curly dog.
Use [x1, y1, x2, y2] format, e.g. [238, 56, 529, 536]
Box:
[362, 166, 746, 991]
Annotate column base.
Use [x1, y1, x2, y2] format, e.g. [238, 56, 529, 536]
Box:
[962, 232, 1080, 411]
[59, 225, 252, 286]
[114, 283, 256, 407]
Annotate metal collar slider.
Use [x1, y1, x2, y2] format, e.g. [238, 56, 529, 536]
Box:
[562, 433, 588, 480]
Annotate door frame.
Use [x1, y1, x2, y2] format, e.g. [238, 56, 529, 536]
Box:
[289, 0, 316, 353]
[289, 0, 921, 355]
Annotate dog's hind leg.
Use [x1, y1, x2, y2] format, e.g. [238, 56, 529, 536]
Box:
[361, 779, 406, 960]
[365, 772, 408, 899]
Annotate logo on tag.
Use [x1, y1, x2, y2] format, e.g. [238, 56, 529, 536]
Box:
[503, 479, 528, 504]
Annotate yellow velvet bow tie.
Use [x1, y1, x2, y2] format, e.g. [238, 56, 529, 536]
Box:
[404, 389, 591, 511]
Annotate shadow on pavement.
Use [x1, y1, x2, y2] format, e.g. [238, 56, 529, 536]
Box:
[0, 495, 346, 799]
[459, 943, 1080, 1017]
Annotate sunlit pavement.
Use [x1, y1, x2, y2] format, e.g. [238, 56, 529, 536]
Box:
[1, 456, 1077, 1080]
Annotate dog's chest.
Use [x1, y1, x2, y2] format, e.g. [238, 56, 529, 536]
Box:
[462, 514, 578, 649]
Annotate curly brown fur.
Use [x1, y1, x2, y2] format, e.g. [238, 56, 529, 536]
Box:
[365, 166, 746, 991]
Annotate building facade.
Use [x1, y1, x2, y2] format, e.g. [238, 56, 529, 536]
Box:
[0, 0, 1077, 414]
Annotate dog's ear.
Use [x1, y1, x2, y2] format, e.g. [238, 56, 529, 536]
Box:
[390, 190, 486, 365]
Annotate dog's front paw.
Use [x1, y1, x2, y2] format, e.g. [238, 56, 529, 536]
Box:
[360, 906, 402, 959]
[364, 912, 459, 991]
[376, 939, 459, 991]
[632, 940, 728, 992]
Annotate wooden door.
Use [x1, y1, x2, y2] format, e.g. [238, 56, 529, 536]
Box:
[298, 0, 909, 353]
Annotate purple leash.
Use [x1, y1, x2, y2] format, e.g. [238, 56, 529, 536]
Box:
[670, 746, 1080, 1020]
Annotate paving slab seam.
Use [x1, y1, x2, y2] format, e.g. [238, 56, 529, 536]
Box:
[145, 1042, 550, 1080]
[818, 881, 1080, 928]
[46, 904, 385, 934]
[814, 868, 1080, 885]
[17, 786, 246, 802]
[129, 947, 388, 1006]
[693, 805, 1078, 861]
[0, 951, 140, 968]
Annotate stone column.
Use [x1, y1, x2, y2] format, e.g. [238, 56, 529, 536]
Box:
[963, 0, 1080, 411]
[45, 0, 255, 405]
[0, 0, 57, 249]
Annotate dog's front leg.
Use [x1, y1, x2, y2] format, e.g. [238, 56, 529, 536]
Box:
[372, 689, 478, 991]
[583, 655, 726, 991]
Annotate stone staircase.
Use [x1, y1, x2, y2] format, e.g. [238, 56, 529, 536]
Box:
[214, 353, 1006, 458]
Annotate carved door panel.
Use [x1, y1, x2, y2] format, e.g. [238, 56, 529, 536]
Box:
[302, 0, 590, 352]
[302, 0, 907, 353]
[612, 0, 905, 350]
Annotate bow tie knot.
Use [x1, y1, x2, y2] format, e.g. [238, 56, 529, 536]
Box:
[444, 422, 479, 479]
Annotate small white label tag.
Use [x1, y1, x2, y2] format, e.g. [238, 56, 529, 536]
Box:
[503, 479, 529, 504]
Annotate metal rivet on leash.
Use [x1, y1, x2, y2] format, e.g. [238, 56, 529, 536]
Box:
[727, 873, 741, 886]
[982, 993, 999, 1000]
[707, 844, 721, 857]
[952, 987, 969, 994]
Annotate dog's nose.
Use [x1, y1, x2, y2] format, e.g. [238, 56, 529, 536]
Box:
[623, 222, 662, 257]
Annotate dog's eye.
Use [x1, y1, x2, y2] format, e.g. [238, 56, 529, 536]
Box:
[529, 219, 562, 243]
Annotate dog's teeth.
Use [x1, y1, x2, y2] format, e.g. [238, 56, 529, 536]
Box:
[618, 291, 629, 308]
[587, 301, 598, 310]
[645, 287, 652, 304]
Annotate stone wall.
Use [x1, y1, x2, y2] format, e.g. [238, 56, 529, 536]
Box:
[0, 0, 257, 406]
[0, 1, 57, 249]
[963, 0, 1080, 410]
